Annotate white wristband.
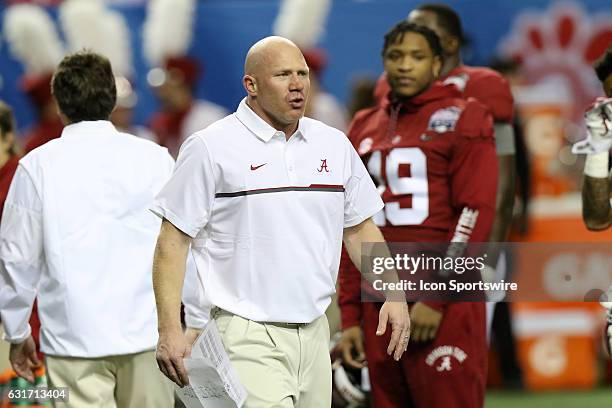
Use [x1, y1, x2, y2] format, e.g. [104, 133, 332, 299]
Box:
[584, 151, 609, 178]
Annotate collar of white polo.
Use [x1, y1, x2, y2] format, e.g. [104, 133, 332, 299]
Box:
[235, 98, 308, 143]
[61, 120, 117, 138]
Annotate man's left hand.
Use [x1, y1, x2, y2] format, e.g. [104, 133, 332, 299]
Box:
[376, 300, 410, 361]
[9, 335, 40, 383]
[410, 302, 443, 342]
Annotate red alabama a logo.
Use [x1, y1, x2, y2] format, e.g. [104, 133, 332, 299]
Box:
[317, 159, 329, 173]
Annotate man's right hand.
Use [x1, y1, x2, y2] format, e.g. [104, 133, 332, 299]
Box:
[339, 326, 366, 369]
[156, 328, 191, 387]
[377, 300, 411, 361]
[184, 327, 203, 347]
[9, 335, 40, 383]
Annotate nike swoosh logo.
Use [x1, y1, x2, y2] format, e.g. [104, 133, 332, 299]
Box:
[250, 163, 267, 171]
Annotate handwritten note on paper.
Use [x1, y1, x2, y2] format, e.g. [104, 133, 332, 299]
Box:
[183, 359, 237, 408]
[175, 384, 204, 408]
[174, 320, 248, 408]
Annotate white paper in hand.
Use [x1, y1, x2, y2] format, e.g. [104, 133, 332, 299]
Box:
[175, 320, 248, 408]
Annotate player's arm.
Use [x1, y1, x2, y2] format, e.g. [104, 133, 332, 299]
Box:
[488, 123, 516, 252]
[467, 73, 517, 255]
[0, 165, 44, 382]
[582, 152, 612, 231]
[573, 98, 612, 230]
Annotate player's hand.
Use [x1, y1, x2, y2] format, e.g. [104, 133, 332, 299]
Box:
[605, 309, 612, 358]
[339, 326, 366, 369]
[377, 300, 410, 361]
[585, 97, 612, 138]
[410, 302, 443, 342]
[573, 97, 612, 154]
[9, 335, 40, 383]
[156, 327, 191, 387]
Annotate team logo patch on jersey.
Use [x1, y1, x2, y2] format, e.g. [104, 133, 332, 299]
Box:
[425, 345, 468, 372]
[428, 107, 462, 133]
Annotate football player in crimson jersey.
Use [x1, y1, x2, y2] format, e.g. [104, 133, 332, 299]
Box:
[375, 4, 516, 298]
[338, 21, 497, 408]
[573, 47, 612, 357]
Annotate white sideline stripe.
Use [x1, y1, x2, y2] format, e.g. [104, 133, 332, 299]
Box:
[513, 309, 599, 336]
[529, 193, 582, 218]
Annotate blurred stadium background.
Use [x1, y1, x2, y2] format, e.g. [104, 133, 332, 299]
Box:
[1, 0, 611, 407]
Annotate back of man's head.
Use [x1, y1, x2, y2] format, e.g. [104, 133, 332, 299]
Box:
[52, 51, 116, 124]
[415, 3, 464, 45]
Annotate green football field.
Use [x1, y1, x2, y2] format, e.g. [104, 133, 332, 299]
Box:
[485, 389, 612, 407]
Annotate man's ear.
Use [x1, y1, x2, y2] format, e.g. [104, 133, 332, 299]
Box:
[432, 55, 442, 79]
[243, 75, 257, 96]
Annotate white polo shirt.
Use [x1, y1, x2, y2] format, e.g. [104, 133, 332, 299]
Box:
[152, 99, 383, 323]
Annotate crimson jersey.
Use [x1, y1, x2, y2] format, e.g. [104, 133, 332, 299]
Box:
[339, 82, 498, 327]
[375, 65, 514, 124]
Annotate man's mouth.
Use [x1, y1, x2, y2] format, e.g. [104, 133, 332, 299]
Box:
[288, 95, 305, 108]
[396, 77, 416, 86]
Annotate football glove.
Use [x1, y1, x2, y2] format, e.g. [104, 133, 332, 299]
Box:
[572, 97, 612, 154]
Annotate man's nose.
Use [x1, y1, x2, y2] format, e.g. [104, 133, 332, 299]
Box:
[398, 57, 414, 72]
[289, 73, 305, 90]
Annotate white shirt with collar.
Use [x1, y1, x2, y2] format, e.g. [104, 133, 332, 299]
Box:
[152, 98, 383, 323]
[0, 120, 177, 358]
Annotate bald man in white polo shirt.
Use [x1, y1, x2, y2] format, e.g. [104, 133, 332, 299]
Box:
[152, 36, 410, 407]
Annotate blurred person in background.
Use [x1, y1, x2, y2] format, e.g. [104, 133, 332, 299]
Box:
[3, 4, 65, 153]
[375, 3, 516, 300]
[56, 0, 157, 144]
[147, 57, 228, 158]
[405, 6, 517, 339]
[338, 21, 497, 408]
[488, 56, 530, 389]
[572, 46, 612, 357]
[144, 0, 227, 158]
[0, 51, 176, 407]
[303, 49, 349, 133]
[347, 77, 378, 119]
[19, 75, 65, 154]
[0, 102, 21, 221]
[111, 76, 157, 141]
[489, 57, 531, 238]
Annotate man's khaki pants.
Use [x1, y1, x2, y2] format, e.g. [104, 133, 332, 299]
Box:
[45, 350, 173, 408]
[214, 309, 332, 408]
